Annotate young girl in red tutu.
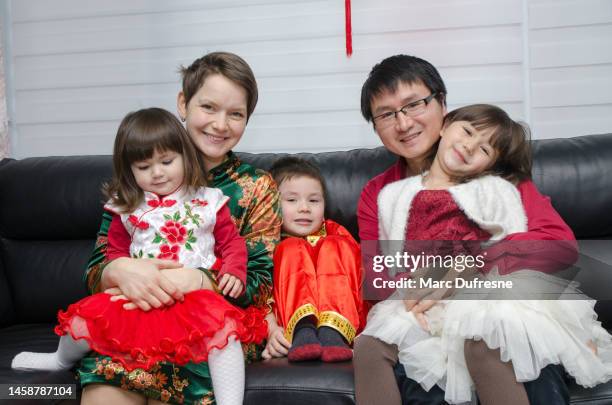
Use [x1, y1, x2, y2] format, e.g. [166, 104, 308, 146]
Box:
[12, 107, 266, 405]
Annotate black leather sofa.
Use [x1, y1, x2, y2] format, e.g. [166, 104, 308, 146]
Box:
[1, 133, 612, 405]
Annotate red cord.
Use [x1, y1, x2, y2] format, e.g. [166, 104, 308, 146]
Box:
[345, 0, 352, 57]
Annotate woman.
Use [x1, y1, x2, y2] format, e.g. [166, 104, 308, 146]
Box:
[79, 52, 281, 405]
[354, 54, 577, 405]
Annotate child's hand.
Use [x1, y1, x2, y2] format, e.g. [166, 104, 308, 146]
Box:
[587, 339, 598, 355]
[218, 274, 244, 298]
[404, 299, 437, 331]
[262, 323, 290, 360]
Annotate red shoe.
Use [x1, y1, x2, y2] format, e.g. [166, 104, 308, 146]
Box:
[321, 346, 353, 362]
[288, 343, 322, 362]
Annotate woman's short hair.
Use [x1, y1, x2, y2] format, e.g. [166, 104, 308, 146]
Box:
[180, 52, 258, 120]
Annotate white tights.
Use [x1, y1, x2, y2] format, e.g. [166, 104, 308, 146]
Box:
[12, 332, 246, 405]
[12, 334, 91, 371]
[208, 337, 245, 405]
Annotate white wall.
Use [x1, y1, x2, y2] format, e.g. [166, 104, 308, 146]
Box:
[529, 0, 612, 139]
[0, 7, 9, 158]
[1, 0, 611, 158]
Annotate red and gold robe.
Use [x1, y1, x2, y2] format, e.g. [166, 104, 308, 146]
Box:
[273, 219, 365, 344]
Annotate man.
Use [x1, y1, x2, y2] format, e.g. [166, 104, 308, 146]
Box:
[354, 54, 573, 405]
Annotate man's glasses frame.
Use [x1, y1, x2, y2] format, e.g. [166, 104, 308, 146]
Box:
[373, 92, 439, 128]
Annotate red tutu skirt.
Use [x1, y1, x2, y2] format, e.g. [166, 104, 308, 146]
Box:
[55, 290, 268, 371]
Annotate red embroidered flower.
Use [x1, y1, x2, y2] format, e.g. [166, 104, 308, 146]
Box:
[174, 345, 192, 365]
[129, 348, 146, 364]
[128, 215, 149, 230]
[158, 244, 179, 261]
[147, 199, 177, 208]
[159, 338, 174, 354]
[191, 199, 208, 207]
[160, 220, 187, 244]
[241, 306, 268, 344]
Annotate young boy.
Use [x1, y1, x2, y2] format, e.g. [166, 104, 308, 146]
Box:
[263, 157, 364, 362]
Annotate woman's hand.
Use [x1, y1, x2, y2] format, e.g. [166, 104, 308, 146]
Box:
[160, 267, 211, 293]
[218, 274, 244, 298]
[102, 257, 183, 311]
[261, 313, 290, 360]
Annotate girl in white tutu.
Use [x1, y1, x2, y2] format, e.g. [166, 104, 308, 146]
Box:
[360, 104, 612, 404]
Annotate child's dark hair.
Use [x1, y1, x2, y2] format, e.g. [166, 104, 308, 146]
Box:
[440, 104, 532, 184]
[180, 52, 258, 121]
[104, 107, 206, 212]
[269, 156, 328, 204]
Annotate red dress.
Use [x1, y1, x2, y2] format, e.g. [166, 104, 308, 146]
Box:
[406, 190, 491, 240]
[357, 159, 578, 274]
[273, 220, 365, 344]
[362, 186, 610, 403]
[55, 189, 267, 372]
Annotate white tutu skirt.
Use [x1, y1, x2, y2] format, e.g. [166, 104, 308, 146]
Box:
[360, 271, 612, 404]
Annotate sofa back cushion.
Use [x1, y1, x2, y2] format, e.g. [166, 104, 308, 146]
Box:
[531, 133, 612, 239]
[237, 149, 397, 239]
[0, 156, 112, 324]
[0, 133, 611, 325]
[239, 133, 612, 239]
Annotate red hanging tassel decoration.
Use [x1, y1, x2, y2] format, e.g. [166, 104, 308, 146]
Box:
[345, 0, 352, 57]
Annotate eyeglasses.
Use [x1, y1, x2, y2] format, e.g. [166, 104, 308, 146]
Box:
[373, 93, 439, 129]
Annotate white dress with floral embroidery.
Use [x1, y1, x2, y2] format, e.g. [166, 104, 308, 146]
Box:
[104, 187, 228, 269]
[55, 186, 259, 372]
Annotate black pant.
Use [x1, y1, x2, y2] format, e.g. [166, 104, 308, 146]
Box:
[394, 363, 570, 405]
